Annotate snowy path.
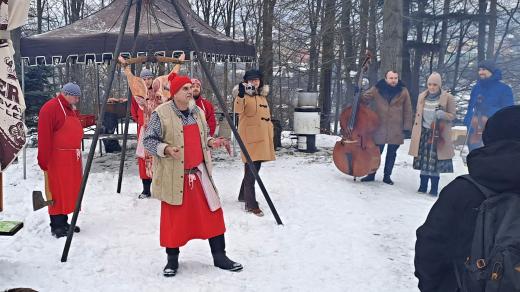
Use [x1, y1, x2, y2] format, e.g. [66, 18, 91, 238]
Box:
[0, 134, 467, 291]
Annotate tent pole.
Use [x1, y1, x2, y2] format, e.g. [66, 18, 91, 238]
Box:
[61, 0, 135, 262]
[169, 0, 283, 225]
[189, 51, 194, 78]
[117, 0, 143, 194]
[231, 60, 236, 157]
[21, 62, 26, 180]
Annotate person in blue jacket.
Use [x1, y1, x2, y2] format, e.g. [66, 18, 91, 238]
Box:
[464, 60, 514, 151]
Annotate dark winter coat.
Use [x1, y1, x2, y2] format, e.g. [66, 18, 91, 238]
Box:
[362, 79, 413, 145]
[463, 69, 514, 127]
[414, 140, 520, 292]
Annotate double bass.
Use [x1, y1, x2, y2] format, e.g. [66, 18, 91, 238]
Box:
[332, 52, 381, 179]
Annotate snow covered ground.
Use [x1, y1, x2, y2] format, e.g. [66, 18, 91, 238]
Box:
[0, 129, 468, 291]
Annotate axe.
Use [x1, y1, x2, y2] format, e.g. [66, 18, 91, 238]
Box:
[32, 172, 54, 211]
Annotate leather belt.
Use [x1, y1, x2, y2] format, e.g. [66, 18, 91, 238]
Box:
[184, 168, 199, 174]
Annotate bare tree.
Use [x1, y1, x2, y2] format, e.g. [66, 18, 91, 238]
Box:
[486, 0, 498, 59]
[306, 0, 322, 91]
[436, 0, 451, 72]
[318, 0, 335, 133]
[259, 0, 277, 90]
[381, 0, 404, 75]
[477, 0, 487, 61]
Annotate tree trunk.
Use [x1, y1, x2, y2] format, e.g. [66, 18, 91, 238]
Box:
[401, 0, 411, 88]
[437, 0, 450, 72]
[333, 54, 342, 135]
[70, 0, 84, 23]
[410, 0, 426, 106]
[486, 0, 497, 59]
[451, 22, 470, 93]
[37, 0, 45, 34]
[367, 0, 378, 85]
[259, 0, 276, 95]
[477, 0, 487, 62]
[307, 0, 322, 91]
[381, 0, 404, 77]
[319, 0, 336, 133]
[341, 0, 355, 105]
[356, 0, 369, 78]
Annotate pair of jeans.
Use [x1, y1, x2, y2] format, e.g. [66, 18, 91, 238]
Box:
[377, 144, 400, 177]
[238, 161, 262, 209]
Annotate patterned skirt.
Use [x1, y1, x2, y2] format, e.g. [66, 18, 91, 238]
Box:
[413, 127, 453, 174]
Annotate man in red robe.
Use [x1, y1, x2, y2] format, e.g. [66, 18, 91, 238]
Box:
[37, 83, 83, 238]
[191, 78, 217, 136]
[143, 73, 241, 277]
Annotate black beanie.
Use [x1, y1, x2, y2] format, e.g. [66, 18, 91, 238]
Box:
[482, 105, 520, 145]
[243, 69, 263, 81]
[478, 60, 497, 73]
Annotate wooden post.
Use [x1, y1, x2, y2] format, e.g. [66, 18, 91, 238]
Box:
[0, 172, 3, 212]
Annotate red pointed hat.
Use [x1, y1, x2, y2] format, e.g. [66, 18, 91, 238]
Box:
[168, 72, 192, 96]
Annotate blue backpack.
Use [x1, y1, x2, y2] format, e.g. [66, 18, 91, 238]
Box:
[455, 175, 520, 292]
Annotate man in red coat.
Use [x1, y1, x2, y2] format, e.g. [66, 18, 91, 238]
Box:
[191, 78, 217, 137]
[37, 83, 83, 238]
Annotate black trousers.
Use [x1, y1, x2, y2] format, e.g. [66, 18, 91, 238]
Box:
[377, 144, 400, 177]
[166, 234, 225, 256]
[238, 161, 262, 209]
[102, 112, 121, 153]
[49, 214, 68, 229]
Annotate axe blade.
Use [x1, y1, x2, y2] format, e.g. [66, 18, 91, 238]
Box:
[32, 191, 53, 211]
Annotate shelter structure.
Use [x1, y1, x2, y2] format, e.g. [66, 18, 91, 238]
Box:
[20, 0, 255, 65]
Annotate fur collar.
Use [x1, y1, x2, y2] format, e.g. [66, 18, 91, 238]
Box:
[232, 84, 270, 97]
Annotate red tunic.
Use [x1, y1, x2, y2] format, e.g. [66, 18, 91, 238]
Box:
[195, 96, 217, 136]
[38, 95, 83, 215]
[160, 123, 225, 248]
[131, 96, 149, 179]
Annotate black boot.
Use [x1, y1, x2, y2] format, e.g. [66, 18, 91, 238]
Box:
[209, 235, 243, 272]
[383, 175, 394, 185]
[139, 179, 152, 199]
[418, 175, 429, 193]
[50, 215, 68, 238]
[163, 248, 179, 277]
[429, 176, 440, 196]
[360, 173, 376, 182]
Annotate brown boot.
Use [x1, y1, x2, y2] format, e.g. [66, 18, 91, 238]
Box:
[247, 208, 264, 217]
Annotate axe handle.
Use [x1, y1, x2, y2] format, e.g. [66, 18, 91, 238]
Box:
[44, 171, 53, 201]
[0, 172, 3, 212]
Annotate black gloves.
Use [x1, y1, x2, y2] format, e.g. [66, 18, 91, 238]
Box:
[238, 83, 246, 98]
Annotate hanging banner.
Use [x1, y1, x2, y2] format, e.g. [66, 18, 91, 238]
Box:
[0, 0, 29, 172]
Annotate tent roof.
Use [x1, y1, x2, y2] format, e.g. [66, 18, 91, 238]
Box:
[21, 0, 256, 65]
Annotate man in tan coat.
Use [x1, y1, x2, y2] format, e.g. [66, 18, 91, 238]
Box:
[233, 69, 275, 216]
[361, 70, 413, 184]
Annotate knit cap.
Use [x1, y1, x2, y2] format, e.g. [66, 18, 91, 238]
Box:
[62, 82, 81, 96]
